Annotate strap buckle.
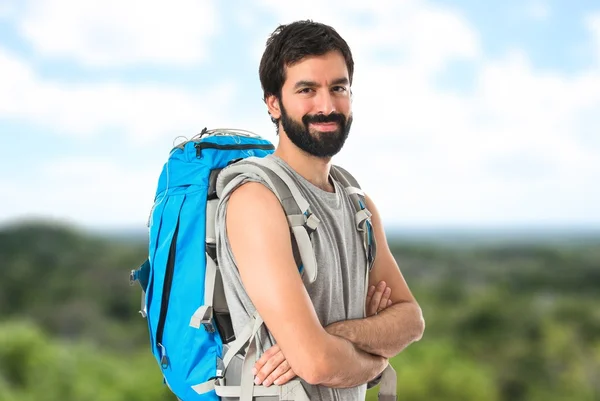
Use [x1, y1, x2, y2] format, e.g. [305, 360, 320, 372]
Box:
[304, 213, 320, 233]
[190, 305, 215, 332]
[129, 269, 137, 285]
[201, 306, 215, 333]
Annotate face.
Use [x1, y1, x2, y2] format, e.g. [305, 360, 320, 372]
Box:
[267, 51, 353, 158]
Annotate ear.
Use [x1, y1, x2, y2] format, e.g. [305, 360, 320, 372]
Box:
[265, 95, 281, 120]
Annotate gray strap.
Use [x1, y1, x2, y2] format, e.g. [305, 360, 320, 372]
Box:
[290, 225, 318, 283]
[191, 378, 216, 394]
[205, 198, 218, 244]
[240, 337, 258, 401]
[214, 383, 279, 398]
[249, 157, 311, 214]
[213, 269, 229, 313]
[353, 207, 373, 271]
[140, 289, 147, 318]
[287, 215, 305, 227]
[344, 186, 364, 196]
[197, 379, 310, 401]
[330, 165, 360, 188]
[189, 305, 211, 330]
[204, 252, 217, 307]
[218, 157, 321, 284]
[240, 316, 265, 401]
[218, 313, 310, 400]
[378, 364, 398, 401]
[330, 165, 377, 270]
[216, 162, 285, 203]
[278, 381, 311, 401]
[355, 208, 372, 230]
[214, 379, 309, 400]
[241, 160, 305, 217]
[188, 252, 218, 331]
[220, 158, 320, 284]
[330, 165, 364, 214]
[363, 252, 371, 314]
[287, 214, 320, 231]
[223, 313, 264, 370]
[218, 160, 308, 228]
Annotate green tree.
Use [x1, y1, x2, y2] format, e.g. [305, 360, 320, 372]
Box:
[367, 340, 498, 401]
[0, 320, 174, 401]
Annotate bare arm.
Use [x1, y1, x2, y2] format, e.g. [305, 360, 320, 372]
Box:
[253, 282, 394, 387]
[226, 182, 387, 387]
[326, 302, 423, 358]
[325, 194, 425, 358]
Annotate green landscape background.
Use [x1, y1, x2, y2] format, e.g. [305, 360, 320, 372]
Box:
[0, 220, 598, 401]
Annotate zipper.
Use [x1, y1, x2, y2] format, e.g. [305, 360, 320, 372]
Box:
[195, 142, 274, 157]
[156, 216, 181, 369]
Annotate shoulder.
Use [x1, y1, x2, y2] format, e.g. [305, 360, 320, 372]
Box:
[225, 181, 288, 243]
[227, 181, 281, 216]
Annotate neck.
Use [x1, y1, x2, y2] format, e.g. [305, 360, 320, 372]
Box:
[274, 134, 335, 193]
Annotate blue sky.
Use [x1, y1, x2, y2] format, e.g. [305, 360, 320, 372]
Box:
[0, 0, 598, 231]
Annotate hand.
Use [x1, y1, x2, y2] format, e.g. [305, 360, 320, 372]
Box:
[252, 343, 296, 387]
[252, 281, 393, 387]
[366, 281, 392, 316]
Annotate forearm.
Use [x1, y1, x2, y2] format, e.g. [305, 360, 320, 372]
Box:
[327, 301, 424, 358]
[311, 333, 388, 388]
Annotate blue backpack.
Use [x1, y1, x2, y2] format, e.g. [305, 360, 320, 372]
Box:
[131, 128, 396, 401]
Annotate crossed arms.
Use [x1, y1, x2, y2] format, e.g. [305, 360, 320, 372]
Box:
[225, 182, 425, 387]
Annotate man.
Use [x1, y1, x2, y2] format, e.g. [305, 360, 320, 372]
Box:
[215, 20, 425, 400]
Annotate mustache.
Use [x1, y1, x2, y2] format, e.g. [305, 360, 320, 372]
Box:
[302, 113, 346, 125]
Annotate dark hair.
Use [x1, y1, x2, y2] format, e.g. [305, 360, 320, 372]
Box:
[259, 20, 354, 123]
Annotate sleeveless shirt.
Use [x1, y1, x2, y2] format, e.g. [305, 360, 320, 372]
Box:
[215, 154, 369, 401]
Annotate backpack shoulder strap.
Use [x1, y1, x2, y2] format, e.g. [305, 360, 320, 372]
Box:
[330, 165, 377, 270]
[217, 156, 320, 284]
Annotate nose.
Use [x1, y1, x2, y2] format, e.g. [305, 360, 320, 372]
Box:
[314, 90, 335, 115]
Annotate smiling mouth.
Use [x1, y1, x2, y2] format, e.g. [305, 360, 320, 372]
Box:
[309, 122, 339, 132]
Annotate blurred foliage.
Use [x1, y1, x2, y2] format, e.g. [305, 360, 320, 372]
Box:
[0, 221, 599, 401]
[0, 320, 172, 401]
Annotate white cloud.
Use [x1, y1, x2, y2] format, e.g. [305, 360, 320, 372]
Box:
[587, 12, 600, 65]
[341, 45, 600, 225]
[15, 0, 217, 66]
[1, 1, 599, 228]
[255, 0, 480, 74]
[0, 47, 236, 146]
[259, 0, 600, 225]
[527, 0, 551, 21]
[0, 3, 17, 18]
[1, 157, 158, 229]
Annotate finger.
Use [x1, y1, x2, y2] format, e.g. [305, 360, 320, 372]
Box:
[255, 350, 286, 385]
[366, 296, 376, 316]
[366, 282, 385, 316]
[369, 281, 386, 314]
[388, 299, 392, 306]
[365, 285, 375, 311]
[366, 283, 385, 316]
[255, 350, 286, 384]
[263, 359, 292, 387]
[378, 287, 392, 312]
[274, 368, 297, 386]
[253, 344, 280, 375]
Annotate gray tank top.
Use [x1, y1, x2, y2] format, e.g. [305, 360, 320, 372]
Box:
[215, 154, 369, 401]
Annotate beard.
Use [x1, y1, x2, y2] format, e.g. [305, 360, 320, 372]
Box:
[279, 102, 353, 158]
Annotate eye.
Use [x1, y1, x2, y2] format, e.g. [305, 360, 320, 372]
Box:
[297, 88, 314, 94]
[332, 86, 348, 93]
